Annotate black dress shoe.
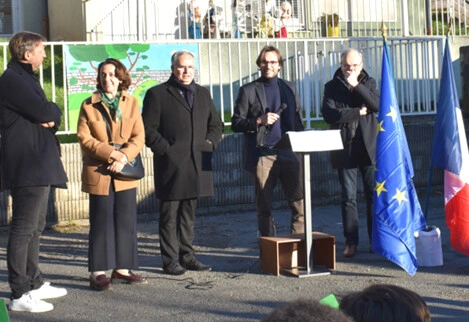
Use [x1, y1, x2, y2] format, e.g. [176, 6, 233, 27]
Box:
[181, 259, 211, 271]
[89, 274, 111, 291]
[163, 262, 186, 275]
[111, 270, 148, 284]
[343, 245, 357, 258]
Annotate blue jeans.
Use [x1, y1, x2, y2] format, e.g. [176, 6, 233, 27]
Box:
[338, 166, 374, 246]
[7, 186, 49, 299]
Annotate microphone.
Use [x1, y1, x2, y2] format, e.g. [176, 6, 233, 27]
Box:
[264, 103, 287, 134]
[276, 103, 288, 115]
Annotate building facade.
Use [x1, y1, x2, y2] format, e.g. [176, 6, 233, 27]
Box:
[2, 0, 469, 41]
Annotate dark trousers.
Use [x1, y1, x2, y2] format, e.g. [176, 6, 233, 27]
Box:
[338, 165, 374, 246]
[253, 150, 304, 237]
[7, 186, 49, 299]
[88, 186, 138, 272]
[159, 199, 197, 266]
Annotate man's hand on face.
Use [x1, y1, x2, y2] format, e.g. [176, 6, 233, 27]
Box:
[341, 50, 363, 88]
[344, 70, 359, 87]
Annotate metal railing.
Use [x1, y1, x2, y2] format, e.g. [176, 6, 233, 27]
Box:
[198, 37, 442, 129]
[0, 37, 443, 134]
[85, 0, 468, 41]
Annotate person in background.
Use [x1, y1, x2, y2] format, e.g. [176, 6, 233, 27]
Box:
[142, 50, 223, 275]
[77, 58, 147, 291]
[188, 0, 203, 39]
[203, 0, 221, 38]
[280, 1, 292, 24]
[277, 1, 291, 38]
[0, 31, 68, 313]
[340, 284, 431, 322]
[231, 45, 305, 238]
[321, 48, 380, 258]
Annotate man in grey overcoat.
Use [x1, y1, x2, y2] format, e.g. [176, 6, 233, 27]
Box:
[142, 50, 223, 275]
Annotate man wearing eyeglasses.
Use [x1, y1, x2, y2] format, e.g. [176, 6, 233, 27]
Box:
[321, 48, 380, 258]
[231, 45, 305, 238]
[142, 50, 223, 275]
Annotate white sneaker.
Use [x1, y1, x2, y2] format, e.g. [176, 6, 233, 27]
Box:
[29, 282, 67, 300]
[8, 293, 53, 313]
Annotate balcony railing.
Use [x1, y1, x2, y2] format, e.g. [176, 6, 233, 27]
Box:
[85, 0, 469, 42]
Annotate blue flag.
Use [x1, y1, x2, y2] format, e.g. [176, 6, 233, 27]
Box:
[372, 43, 427, 276]
[431, 37, 464, 173]
[431, 37, 469, 255]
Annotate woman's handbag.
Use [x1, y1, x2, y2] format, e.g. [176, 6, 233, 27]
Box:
[101, 109, 144, 181]
[110, 143, 145, 181]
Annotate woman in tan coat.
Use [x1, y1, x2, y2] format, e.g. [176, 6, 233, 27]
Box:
[77, 58, 146, 291]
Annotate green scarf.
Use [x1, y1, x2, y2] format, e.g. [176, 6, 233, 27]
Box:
[101, 91, 122, 121]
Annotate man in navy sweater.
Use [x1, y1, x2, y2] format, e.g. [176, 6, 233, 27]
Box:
[231, 45, 305, 238]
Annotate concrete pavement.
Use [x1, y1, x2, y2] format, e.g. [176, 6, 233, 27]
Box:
[1, 193, 469, 321]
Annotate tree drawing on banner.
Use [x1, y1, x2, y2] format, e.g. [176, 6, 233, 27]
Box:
[64, 43, 199, 133]
[65, 44, 157, 132]
[67, 44, 152, 90]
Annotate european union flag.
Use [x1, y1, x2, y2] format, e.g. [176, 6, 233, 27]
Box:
[372, 42, 427, 275]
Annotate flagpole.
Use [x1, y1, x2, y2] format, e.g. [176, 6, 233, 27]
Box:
[381, 21, 387, 43]
[424, 14, 436, 218]
[424, 163, 434, 220]
[446, 18, 453, 37]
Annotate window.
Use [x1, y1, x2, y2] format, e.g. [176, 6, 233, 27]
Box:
[0, 0, 12, 35]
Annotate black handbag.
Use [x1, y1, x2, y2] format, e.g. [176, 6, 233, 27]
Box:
[110, 143, 145, 181]
[101, 109, 144, 181]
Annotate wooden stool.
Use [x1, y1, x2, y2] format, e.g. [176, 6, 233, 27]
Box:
[259, 232, 336, 276]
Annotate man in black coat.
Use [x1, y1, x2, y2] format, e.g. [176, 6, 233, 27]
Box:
[142, 50, 223, 275]
[321, 48, 380, 258]
[0, 31, 68, 312]
[231, 45, 305, 238]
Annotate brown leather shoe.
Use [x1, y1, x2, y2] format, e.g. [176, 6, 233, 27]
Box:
[343, 245, 357, 258]
[89, 274, 111, 291]
[111, 270, 148, 284]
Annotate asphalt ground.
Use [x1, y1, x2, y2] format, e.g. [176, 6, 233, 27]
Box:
[1, 194, 469, 322]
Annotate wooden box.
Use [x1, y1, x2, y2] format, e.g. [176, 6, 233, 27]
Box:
[259, 232, 336, 276]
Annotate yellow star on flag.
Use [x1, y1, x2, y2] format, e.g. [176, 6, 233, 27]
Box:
[375, 180, 387, 197]
[386, 106, 397, 122]
[392, 188, 408, 205]
[377, 120, 385, 134]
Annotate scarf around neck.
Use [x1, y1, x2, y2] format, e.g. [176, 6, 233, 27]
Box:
[167, 73, 196, 108]
[101, 91, 122, 121]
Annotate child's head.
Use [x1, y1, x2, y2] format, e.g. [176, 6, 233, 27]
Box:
[340, 284, 431, 322]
